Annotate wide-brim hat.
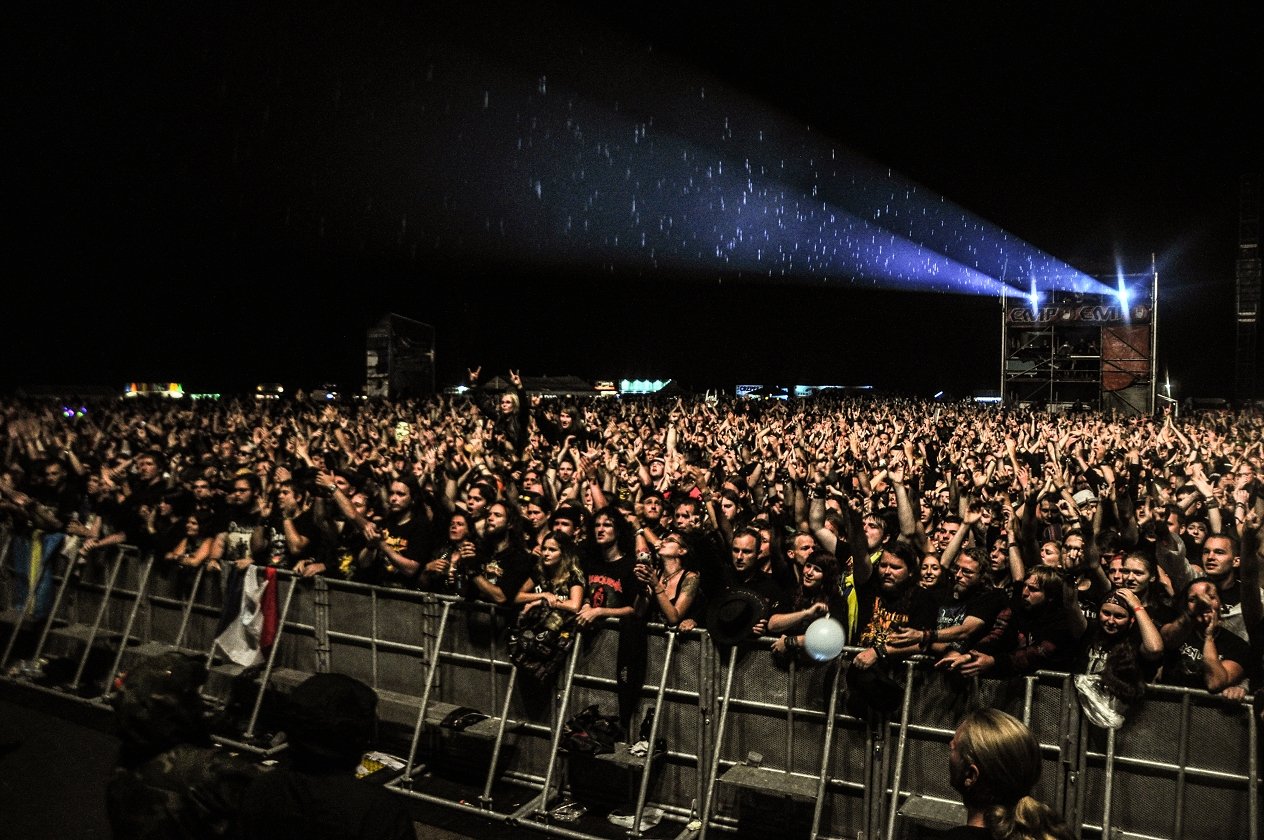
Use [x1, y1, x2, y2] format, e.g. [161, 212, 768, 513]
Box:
[706, 589, 766, 647]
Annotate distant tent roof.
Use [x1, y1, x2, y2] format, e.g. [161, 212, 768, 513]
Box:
[480, 375, 512, 391]
[526, 376, 599, 396]
[473, 375, 599, 396]
[657, 380, 689, 396]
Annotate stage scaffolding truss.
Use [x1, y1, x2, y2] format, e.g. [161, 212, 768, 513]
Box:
[1001, 272, 1158, 415]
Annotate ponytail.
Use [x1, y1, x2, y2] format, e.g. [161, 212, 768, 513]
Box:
[987, 795, 1074, 840]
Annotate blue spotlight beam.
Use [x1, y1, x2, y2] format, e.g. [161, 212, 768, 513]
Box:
[355, 45, 1106, 297]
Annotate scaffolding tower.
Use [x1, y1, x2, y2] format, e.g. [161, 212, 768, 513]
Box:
[1001, 272, 1158, 415]
[1237, 174, 1261, 400]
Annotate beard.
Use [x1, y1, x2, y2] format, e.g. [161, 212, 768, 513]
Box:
[879, 577, 907, 595]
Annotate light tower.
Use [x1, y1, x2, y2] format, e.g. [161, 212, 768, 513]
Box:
[1236, 174, 1261, 400]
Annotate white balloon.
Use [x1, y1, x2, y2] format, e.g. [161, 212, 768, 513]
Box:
[804, 617, 846, 661]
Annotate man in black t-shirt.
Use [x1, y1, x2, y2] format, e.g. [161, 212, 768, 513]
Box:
[1161, 579, 1251, 696]
[946, 565, 1079, 678]
[470, 500, 531, 605]
[359, 479, 430, 588]
[716, 527, 787, 636]
[578, 507, 641, 627]
[850, 541, 938, 671]
[898, 550, 1006, 656]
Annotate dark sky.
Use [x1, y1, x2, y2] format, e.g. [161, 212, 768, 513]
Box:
[8, 3, 1262, 398]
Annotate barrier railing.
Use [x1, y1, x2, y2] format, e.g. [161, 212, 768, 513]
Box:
[2, 535, 1258, 840]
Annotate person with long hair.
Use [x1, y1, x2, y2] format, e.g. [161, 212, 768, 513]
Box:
[943, 708, 1074, 840]
[919, 553, 953, 602]
[1073, 588, 1162, 728]
[769, 549, 847, 661]
[941, 565, 1080, 678]
[517, 529, 585, 614]
[163, 513, 213, 567]
[636, 531, 701, 628]
[1107, 551, 1176, 624]
[419, 510, 478, 595]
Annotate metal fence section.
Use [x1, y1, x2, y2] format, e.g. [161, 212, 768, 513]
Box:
[1, 536, 1260, 840]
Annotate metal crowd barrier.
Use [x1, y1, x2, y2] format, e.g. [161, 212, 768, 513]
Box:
[2, 536, 1259, 840]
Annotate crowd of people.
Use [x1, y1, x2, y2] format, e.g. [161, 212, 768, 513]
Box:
[2, 374, 1262, 723]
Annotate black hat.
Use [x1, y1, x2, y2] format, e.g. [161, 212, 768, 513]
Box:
[706, 589, 766, 647]
[286, 673, 378, 767]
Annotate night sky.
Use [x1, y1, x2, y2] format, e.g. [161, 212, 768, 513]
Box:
[8, 3, 1262, 398]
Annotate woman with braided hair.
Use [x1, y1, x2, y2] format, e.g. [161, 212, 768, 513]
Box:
[943, 708, 1074, 840]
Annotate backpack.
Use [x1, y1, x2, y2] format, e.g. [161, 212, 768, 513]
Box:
[560, 704, 624, 756]
[506, 605, 577, 682]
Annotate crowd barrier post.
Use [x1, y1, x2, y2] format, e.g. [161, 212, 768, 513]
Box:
[170, 564, 208, 652]
[401, 598, 453, 781]
[807, 656, 844, 840]
[1172, 692, 1192, 839]
[66, 546, 130, 693]
[873, 704, 893, 840]
[97, 551, 157, 699]
[883, 659, 920, 840]
[1249, 703, 1259, 840]
[0, 531, 44, 672]
[1099, 725, 1117, 840]
[312, 575, 331, 674]
[515, 638, 584, 823]
[238, 572, 300, 743]
[479, 660, 520, 810]
[628, 628, 678, 838]
[697, 644, 739, 840]
[22, 548, 96, 673]
[1024, 671, 1078, 822]
[0, 532, 17, 670]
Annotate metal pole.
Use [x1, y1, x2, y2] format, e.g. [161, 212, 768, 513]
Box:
[242, 573, 299, 741]
[884, 661, 917, 840]
[786, 656, 797, 775]
[171, 564, 206, 650]
[100, 553, 156, 698]
[480, 664, 519, 809]
[698, 645, 738, 840]
[1172, 692, 1190, 840]
[1001, 287, 1008, 403]
[1, 535, 40, 672]
[1100, 726, 1116, 840]
[488, 606, 499, 718]
[28, 547, 97, 669]
[1248, 698, 1258, 840]
[1150, 261, 1159, 415]
[68, 546, 128, 692]
[631, 630, 677, 837]
[370, 588, 379, 689]
[808, 661, 843, 840]
[533, 638, 584, 820]
[403, 600, 451, 781]
[1021, 675, 1035, 726]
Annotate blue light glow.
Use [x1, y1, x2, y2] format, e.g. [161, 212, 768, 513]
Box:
[355, 45, 1111, 299]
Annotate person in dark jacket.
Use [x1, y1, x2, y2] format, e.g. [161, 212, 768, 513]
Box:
[237, 673, 413, 840]
[107, 652, 258, 840]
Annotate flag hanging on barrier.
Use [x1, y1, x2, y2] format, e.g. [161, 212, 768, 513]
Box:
[213, 566, 278, 667]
